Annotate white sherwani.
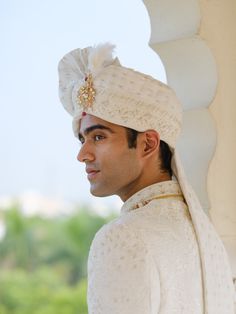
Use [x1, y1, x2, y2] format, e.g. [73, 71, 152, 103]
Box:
[87, 181, 234, 313]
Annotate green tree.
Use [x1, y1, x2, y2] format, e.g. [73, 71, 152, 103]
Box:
[0, 268, 88, 314]
[0, 204, 116, 314]
[0, 205, 37, 270]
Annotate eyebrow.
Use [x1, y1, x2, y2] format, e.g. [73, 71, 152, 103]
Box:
[78, 124, 114, 139]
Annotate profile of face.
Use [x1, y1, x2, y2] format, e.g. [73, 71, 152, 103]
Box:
[77, 114, 148, 201]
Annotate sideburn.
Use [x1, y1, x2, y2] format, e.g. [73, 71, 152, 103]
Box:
[126, 128, 138, 149]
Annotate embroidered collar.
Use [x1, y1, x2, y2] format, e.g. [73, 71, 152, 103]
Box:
[121, 180, 183, 214]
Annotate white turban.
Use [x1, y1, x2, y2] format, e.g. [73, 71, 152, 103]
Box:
[58, 43, 182, 149]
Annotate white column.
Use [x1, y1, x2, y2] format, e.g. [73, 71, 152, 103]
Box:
[143, 0, 236, 281]
[143, 0, 217, 212]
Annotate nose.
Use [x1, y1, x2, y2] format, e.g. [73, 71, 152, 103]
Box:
[77, 142, 95, 163]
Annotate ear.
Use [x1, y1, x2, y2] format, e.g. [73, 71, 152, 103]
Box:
[141, 130, 160, 158]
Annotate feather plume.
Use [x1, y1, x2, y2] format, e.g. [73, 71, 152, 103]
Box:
[87, 43, 115, 76]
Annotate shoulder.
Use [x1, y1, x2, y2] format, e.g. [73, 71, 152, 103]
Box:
[88, 216, 149, 262]
[87, 217, 160, 314]
[91, 216, 143, 248]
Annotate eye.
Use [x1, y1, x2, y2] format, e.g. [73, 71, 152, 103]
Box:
[94, 134, 105, 141]
[78, 136, 85, 145]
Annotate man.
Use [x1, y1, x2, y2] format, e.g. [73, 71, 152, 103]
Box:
[58, 43, 235, 313]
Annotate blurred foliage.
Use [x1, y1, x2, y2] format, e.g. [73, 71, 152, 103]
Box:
[0, 205, 116, 314]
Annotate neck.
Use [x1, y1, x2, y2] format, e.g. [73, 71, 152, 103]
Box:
[119, 171, 171, 202]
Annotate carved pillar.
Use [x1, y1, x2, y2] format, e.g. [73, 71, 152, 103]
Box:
[143, 0, 236, 280]
[143, 0, 217, 211]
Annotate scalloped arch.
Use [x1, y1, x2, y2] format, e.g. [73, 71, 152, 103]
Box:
[143, 0, 218, 211]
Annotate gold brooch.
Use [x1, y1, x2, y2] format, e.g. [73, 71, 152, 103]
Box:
[77, 74, 96, 109]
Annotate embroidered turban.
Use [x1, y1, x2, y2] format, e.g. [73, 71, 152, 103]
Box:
[58, 43, 182, 149]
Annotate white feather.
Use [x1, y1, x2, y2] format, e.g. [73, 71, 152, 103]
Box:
[88, 43, 115, 76]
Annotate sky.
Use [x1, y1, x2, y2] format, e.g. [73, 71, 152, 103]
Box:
[0, 0, 166, 213]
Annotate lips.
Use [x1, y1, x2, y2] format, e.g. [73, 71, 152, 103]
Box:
[86, 167, 100, 180]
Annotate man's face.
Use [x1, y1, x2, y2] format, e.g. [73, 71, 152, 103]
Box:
[77, 114, 144, 201]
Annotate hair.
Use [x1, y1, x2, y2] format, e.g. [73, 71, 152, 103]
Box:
[126, 127, 173, 177]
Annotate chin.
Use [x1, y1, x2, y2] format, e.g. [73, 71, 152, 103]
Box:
[90, 185, 114, 197]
